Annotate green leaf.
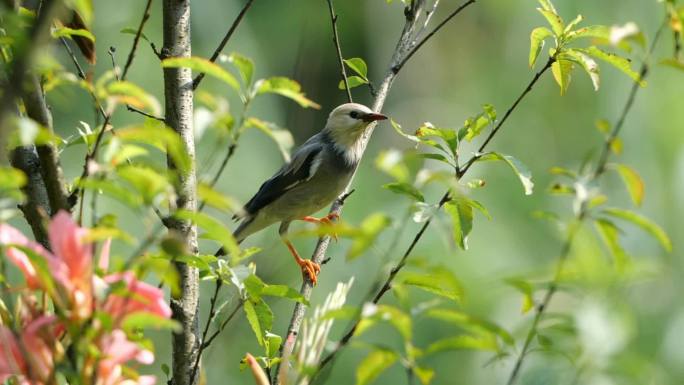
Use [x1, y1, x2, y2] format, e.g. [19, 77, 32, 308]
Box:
[117, 120, 192, 174]
[375, 150, 410, 182]
[537, 0, 557, 13]
[561, 49, 600, 91]
[338, 75, 368, 90]
[537, 8, 565, 37]
[65, 0, 93, 27]
[397, 271, 463, 302]
[563, 14, 584, 34]
[382, 182, 424, 202]
[197, 183, 244, 214]
[462, 114, 491, 142]
[347, 213, 392, 260]
[344, 57, 368, 79]
[120, 27, 149, 42]
[594, 218, 629, 268]
[256, 77, 320, 109]
[529, 27, 554, 67]
[444, 198, 473, 250]
[504, 278, 535, 314]
[117, 165, 171, 204]
[602, 208, 671, 252]
[580, 46, 644, 86]
[660, 58, 684, 71]
[122, 313, 181, 332]
[551, 59, 573, 95]
[244, 117, 294, 162]
[608, 163, 644, 206]
[356, 304, 412, 341]
[52, 27, 95, 42]
[356, 349, 397, 385]
[426, 335, 498, 355]
[228, 52, 254, 86]
[424, 308, 514, 346]
[390, 119, 420, 144]
[478, 153, 534, 195]
[244, 299, 262, 345]
[174, 210, 241, 257]
[265, 332, 282, 359]
[565, 25, 610, 42]
[261, 284, 308, 304]
[78, 178, 143, 208]
[0, 167, 27, 191]
[417, 123, 458, 153]
[413, 366, 435, 385]
[162, 56, 240, 91]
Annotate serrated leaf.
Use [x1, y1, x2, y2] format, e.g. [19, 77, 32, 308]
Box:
[602, 208, 671, 252]
[338, 75, 368, 90]
[537, 8, 565, 36]
[356, 349, 397, 385]
[551, 59, 573, 95]
[529, 27, 554, 67]
[581, 46, 644, 86]
[382, 182, 424, 202]
[478, 153, 534, 195]
[162, 56, 240, 91]
[594, 218, 629, 268]
[608, 163, 644, 206]
[256, 77, 320, 109]
[344, 57, 368, 79]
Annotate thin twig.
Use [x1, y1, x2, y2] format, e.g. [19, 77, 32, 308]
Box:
[127, 105, 165, 121]
[121, 0, 154, 80]
[504, 20, 666, 385]
[392, 0, 476, 74]
[326, 0, 352, 103]
[314, 51, 553, 380]
[59, 37, 108, 119]
[189, 280, 223, 382]
[192, 0, 256, 90]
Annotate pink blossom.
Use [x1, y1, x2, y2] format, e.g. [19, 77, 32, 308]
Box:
[103, 272, 172, 320]
[96, 330, 155, 385]
[0, 316, 59, 385]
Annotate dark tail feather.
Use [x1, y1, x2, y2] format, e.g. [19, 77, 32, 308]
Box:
[215, 217, 252, 257]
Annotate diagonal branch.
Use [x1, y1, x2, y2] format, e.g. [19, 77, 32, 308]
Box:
[504, 20, 667, 385]
[121, 0, 154, 80]
[192, 0, 256, 90]
[326, 0, 352, 103]
[273, 1, 476, 383]
[314, 54, 553, 380]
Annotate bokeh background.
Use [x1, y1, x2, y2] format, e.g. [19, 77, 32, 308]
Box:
[15, 0, 684, 384]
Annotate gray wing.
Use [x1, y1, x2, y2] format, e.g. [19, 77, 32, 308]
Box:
[239, 134, 324, 217]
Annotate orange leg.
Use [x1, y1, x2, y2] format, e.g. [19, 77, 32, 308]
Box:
[283, 239, 320, 285]
[301, 213, 340, 241]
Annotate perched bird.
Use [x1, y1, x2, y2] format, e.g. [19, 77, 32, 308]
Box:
[219, 103, 387, 284]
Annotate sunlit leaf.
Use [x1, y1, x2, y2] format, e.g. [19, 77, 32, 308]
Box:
[580, 46, 644, 86]
[561, 49, 600, 91]
[347, 213, 392, 260]
[255, 77, 320, 109]
[660, 58, 684, 71]
[375, 150, 410, 182]
[117, 165, 171, 204]
[122, 313, 181, 332]
[356, 349, 397, 385]
[565, 25, 610, 42]
[444, 198, 473, 250]
[382, 182, 424, 202]
[608, 163, 644, 206]
[227, 52, 255, 86]
[505, 278, 535, 314]
[243, 297, 273, 346]
[162, 56, 240, 91]
[478, 153, 534, 195]
[356, 304, 412, 341]
[390, 119, 420, 144]
[174, 210, 241, 257]
[51, 27, 95, 42]
[65, 0, 93, 27]
[338, 75, 368, 90]
[529, 27, 554, 67]
[602, 208, 671, 252]
[244, 117, 294, 162]
[197, 183, 244, 214]
[397, 270, 463, 302]
[551, 59, 573, 95]
[537, 8, 564, 37]
[344, 57, 368, 79]
[425, 335, 498, 355]
[594, 218, 629, 268]
[117, 119, 192, 173]
[424, 308, 514, 345]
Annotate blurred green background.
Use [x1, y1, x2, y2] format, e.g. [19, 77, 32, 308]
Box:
[17, 0, 684, 384]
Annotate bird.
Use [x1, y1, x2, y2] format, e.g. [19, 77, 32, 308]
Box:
[217, 103, 387, 285]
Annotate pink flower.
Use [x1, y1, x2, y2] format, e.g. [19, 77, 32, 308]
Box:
[0, 316, 59, 385]
[96, 330, 155, 385]
[0, 223, 48, 289]
[103, 272, 172, 320]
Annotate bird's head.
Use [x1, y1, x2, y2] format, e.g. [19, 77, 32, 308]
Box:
[323, 103, 387, 148]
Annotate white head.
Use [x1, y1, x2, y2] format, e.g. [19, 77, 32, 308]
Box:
[323, 103, 387, 149]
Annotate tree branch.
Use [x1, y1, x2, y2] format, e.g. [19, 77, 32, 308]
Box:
[326, 0, 352, 103]
[505, 20, 667, 385]
[273, 1, 476, 382]
[121, 0, 154, 80]
[192, 0, 256, 90]
[162, 1, 200, 385]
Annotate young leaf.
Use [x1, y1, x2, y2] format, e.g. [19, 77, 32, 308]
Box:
[116, 165, 171, 204]
[162, 56, 240, 91]
[344, 57, 368, 79]
[529, 27, 554, 67]
[227, 52, 254, 86]
[478, 153, 534, 195]
[424, 308, 514, 346]
[602, 208, 671, 252]
[382, 182, 424, 202]
[551, 59, 573, 95]
[561, 49, 600, 91]
[255, 77, 321, 109]
[390, 119, 420, 144]
[397, 271, 463, 302]
[594, 218, 628, 268]
[347, 213, 392, 260]
[52, 27, 95, 42]
[537, 0, 557, 13]
[244, 117, 294, 162]
[537, 8, 565, 37]
[444, 198, 473, 250]
[243, 298, 274, 346]
[564, 25, 610, 42]
[356, 349, 397, 385]
[425, 335, 498, 355]
[108, 81, 162, 116]
[338, 75, 368, 90]
[504, 278, 535, 314]
[174, 210, 241, 257]
[608, 163, 644, 206]
[580, 46, 644, 85]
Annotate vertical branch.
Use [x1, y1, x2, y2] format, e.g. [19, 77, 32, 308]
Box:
[162, 1, 200, 385]
[326, 0, 352, 103]
[23, 74, 70, 213]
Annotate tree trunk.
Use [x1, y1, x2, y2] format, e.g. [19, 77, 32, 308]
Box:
[161, 1, 200, 385]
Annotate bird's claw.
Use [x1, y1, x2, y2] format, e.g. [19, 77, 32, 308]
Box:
[302, 213, 340, 242]
[298, 259, 320, 285]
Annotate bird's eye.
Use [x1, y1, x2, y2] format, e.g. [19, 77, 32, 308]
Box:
[349, 111, 360, 119]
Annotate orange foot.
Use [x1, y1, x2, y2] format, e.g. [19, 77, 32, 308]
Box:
[301, 213, 340, 241]
[283, 239, 321, 285]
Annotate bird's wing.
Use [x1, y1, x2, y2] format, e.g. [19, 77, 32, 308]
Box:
[240, 134, 324, 216]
